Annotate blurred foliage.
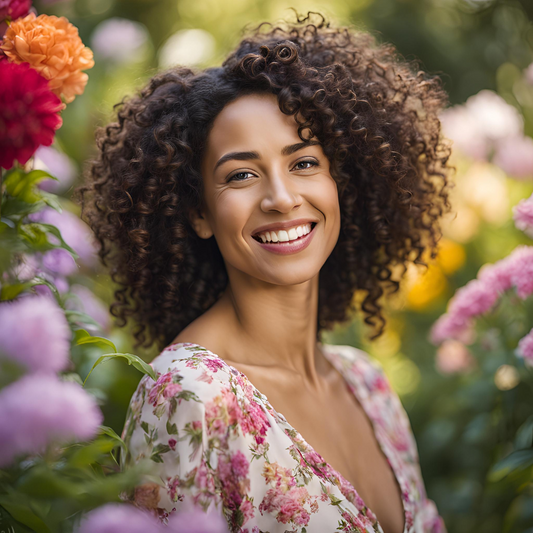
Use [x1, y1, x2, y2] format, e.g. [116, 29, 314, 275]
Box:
[22, 0, 533, 531]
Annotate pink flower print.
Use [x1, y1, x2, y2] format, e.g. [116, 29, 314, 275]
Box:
[259, 485, 316, 526]
[197, 369, 214, 384]
[203, 357, 225, 373]
[238, 398, 271, 444]
[231, 450, 250, 479]
[195, 461, 216, 493]
[148, 372, 181, 407]
[163, 383, 183, 399]
[204, 387, 241, 437]
[167, 476, 181, 503]
[240, 498, 255, 523]
[168, 438, 177, 451]
[262, 462, 297, 491]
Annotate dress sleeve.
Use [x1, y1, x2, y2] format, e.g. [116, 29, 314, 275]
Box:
[119, 353, 265, 532]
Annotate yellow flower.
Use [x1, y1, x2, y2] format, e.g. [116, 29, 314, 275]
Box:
[1, 13, 94, 103]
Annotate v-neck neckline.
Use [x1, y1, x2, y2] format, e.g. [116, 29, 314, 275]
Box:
[168, 342, 409, 533]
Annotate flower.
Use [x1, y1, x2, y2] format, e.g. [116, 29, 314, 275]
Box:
[508, 246, 533, 299]
[78, 503, 163, 533]
[493, 136, 533, 179]
[34, 145, 77, 194]
[29, 206, 98, 267]
[0, 0, 31, 21]
[448, 279, 499, 319]
[516, 328, 533, 367]
[167, 504, 230, 533]
[0, 61, 62, 169]
[91, 17, 149, 64]
[430, 313, 474, 346]
[0, 13, 94, 103]
[0, 294, 70, 374]
[513, 193, 533, 237]
[42, 248, 77, 276]
[440, 90, 523, 161]
[436, 340, 476, 375]
[0, 374, 102, 467]
[66, 284, 111, 333]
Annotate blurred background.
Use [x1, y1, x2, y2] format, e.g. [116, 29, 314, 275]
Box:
[31, 0, 533, 531]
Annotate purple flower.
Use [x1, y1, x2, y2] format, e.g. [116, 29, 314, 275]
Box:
[493, 136, 533, 179]
[29, 207, 98, 267]
[0, 294, 70, 374]
[42, 248, 77, 276]
[167, 503, 230, 533]
[78, 503, 163, 533]
[508, 246, 533, 299]
[34, 145, 77, 194]
[513, 193, 533, 237]
[516, 328, 533, 367]
[66, 284, 110, 333]
[0, 374, 103, 467]
[91, 18, 149, 64]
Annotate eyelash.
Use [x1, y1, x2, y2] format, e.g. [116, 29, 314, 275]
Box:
[227, 159, 319, 182]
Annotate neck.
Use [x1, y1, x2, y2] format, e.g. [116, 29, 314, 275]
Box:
[212, 267, 323, 385]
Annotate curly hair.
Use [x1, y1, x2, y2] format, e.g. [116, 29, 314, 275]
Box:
[75, 11, 452, 352]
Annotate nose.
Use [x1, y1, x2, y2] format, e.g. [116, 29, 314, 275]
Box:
[260, 171, 302, 214]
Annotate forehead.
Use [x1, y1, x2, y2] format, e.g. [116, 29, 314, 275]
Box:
[203, 93, 306, 167]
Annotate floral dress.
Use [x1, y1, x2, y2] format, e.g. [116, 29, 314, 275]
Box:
[120, 342, 446, 533]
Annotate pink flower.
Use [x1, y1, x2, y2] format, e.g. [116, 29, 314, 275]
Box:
[148, 371, 182, 406]
[436, 340, 476, 375]
[430, 313, 474, 346]
[448, 279, 499, 319]
[478, 260, 513, 294]
[0, 294, 70, 374]
[493, 135, 533, 179]
[168, 438, 177, 450]
[0, 0, 31, 21]
[516, 328, 533, 367]
[508, 246, 533, 299]
[0, 374, 102, 467]
[513, 193, 533, 237]
[231, 450, 250, 479]
[79, 503, 163, 533]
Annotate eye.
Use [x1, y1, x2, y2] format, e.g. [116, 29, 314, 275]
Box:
[293, 159, 318, 171]
[227, 171, 254, 182]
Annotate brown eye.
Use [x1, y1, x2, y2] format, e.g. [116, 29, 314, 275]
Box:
[293, 160, 318, 170]
[228, 171, 253, 182]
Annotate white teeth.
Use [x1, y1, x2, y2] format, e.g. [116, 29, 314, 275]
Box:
[256, 223, 314, 243]
[278, 230, 289, 242]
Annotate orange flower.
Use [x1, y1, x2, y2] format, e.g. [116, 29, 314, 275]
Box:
[0, 13, 94, 103]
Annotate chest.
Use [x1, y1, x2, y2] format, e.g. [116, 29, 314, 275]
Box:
[241, 369, 406, 533]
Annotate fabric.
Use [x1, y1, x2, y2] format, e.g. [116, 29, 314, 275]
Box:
[120, 342, 446, 533]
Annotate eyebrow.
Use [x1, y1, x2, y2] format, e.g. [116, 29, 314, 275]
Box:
[213, 140, 321, 173]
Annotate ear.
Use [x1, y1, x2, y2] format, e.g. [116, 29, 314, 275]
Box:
[188, 207, 214, 239]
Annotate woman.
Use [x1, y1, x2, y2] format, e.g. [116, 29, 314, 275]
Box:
[77, 12, 450, 533]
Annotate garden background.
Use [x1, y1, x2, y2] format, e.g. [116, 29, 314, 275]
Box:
[1, 0, 533, 531]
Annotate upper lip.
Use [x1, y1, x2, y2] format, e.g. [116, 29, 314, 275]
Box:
[251, 218, 319, 236]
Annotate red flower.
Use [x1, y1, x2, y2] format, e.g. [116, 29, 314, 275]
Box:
[0, 61, 62, 169]
[0, 0, 31, 21]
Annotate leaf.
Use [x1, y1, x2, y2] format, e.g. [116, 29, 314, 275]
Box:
[83, 352, 157, 386]
[0, 498, 50, 533]
[166, 421, 178, 435]
[99, 425, 127, 449]
[489, 449, 533, 482]
[3, 169, 57, 204]
[67, 436, 116, 468]
[74, 329, 117, 352]
[0, 281, 33, 300]
[33, 222, 78, 258]
[65, 309, 102, 329]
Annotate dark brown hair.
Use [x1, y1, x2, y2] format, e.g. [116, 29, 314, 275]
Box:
[75, 11, 451, 352]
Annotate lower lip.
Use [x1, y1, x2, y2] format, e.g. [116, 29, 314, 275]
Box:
[252, 224, 317, 255]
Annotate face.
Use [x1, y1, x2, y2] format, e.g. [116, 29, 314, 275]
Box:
[194, 92, 341, 286]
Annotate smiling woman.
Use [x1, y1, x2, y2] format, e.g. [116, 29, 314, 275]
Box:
[75, 11, 450, 533]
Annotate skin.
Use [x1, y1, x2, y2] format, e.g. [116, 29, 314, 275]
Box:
[173, 93, 405, 533]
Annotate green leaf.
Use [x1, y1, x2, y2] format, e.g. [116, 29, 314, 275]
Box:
[0, 281, 33, 300]
[3, 169, 57, 204]
[65, 310, 102, 329]
[66, 436, 116, 468]
[489, 449, 533, 482]
[39, 190, 63, 213]
[83, 352, 157, 386]
[0, 498, 50, 533]
[75, 330, 117, 353]
[99, 425, 127, 449]
[166, 421, 178, 435]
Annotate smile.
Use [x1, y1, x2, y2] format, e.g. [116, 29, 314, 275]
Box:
[252, 222, 317, 255]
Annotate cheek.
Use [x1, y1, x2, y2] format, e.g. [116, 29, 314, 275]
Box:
[209, 190, 252, 247]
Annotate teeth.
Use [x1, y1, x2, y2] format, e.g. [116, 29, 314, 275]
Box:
[256, 223, 313, 243]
